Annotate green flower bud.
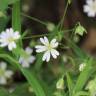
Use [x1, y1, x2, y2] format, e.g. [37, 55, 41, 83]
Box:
[46, 22, 55, 32]
[56, 77, 64, 90]
[75, 23, 87, 36]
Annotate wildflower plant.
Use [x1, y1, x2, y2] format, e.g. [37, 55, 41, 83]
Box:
[0, 0, 96, 96]
[0, 62, 13, 85]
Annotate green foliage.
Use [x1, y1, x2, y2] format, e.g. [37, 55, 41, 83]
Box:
[0, 88, 9, 96]
[0, 0, 19, 11]
[0, 0, 96, 96]
[11, 83, 34, 96]
[12, 1, 21, 32]
[66, 73, 74, 96]
[72, 58, 93, 96]
[0, 16, 9, 32]
[11, 1, 46, 96]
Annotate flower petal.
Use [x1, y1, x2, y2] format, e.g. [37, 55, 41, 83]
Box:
[21, 61, 30, 68]
[0, 76, 7, 85]
[83, 5, 90, 12]
[46, 51, 50, 62]
[50, 39, 58, 48]
[42, 51, 50, 62]
[25, 47, 33, 55]
[5, 70, 13, 78]
[40, 37, 46, 45]
[14, 31, 20, 39]
[88, 11, 96, 17]
[51, 49, 59, 59]
[8, 42, 16, 51]
[44, 36, 49, 45]
[0, 62, 7, 70]
[28, 56, 35, 63]
[86, 0, 93, 5]
[0, 42, 8, 47]
[50, 38, 56, 45]
[35, 45, 47, 52]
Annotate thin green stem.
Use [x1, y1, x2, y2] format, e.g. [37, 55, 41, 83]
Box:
[58, 1, 69, 30]
[21, 13, 47, 26]
[22, 33, 49, 39]
[21, 28, 74, 40]
[8, 7, 47, 26]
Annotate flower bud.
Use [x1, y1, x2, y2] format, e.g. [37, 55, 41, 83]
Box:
[56, 77, 64, 90]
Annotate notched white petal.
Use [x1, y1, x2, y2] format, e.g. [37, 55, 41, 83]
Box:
[40, 37, 46, 45]
[0, 62, 7, 70]
[44, 36, 49, 44]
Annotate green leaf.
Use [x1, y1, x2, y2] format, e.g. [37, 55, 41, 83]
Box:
[0, 88, 9, 96]
[74, 91, 89, 96]
[0, 16, 9, 32]
[72, 58, 93, 95]
[0, 0, 19, 11]
[21, 69, 46, 96]
[34, 54, 43, 71]
[12, 0, 22, 47]
[0, 54, 46, 96]
[11, 83, 34, 96]
[12, 1, 21, 32]
[7, 0, 19, 4]
[11, 1, 46, 95]
[66, 73, 74, 96]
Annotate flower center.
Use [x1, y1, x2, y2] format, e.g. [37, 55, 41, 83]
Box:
[47, 44, 52, 50]
[8, 37, 15, 43]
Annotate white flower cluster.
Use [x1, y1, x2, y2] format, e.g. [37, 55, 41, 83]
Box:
[0, 62, 13, 85]
[0, 28, 60, 65]
[0, 34, 59, 83]
[19, 47, 35, 68]
[0, 28, 20, 51]
[0, 28, 60, 72]
[83, 0, 96, 17]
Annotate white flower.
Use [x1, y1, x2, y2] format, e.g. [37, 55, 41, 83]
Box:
[0, 28, 21, 51]
[0, 62, 13, 85]
[83, 0, 96, 17]
[35, 36, 59, 62]
[79, 63, 86, 72]
[19, 47, 35, 68]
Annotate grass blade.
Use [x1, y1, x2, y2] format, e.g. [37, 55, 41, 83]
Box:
[0, 54, 46, 96]
[12, 1, 21, 32]
[72, 58, 93, 95]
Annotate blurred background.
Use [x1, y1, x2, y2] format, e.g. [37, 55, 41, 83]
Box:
[21, 0, 96, 55]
